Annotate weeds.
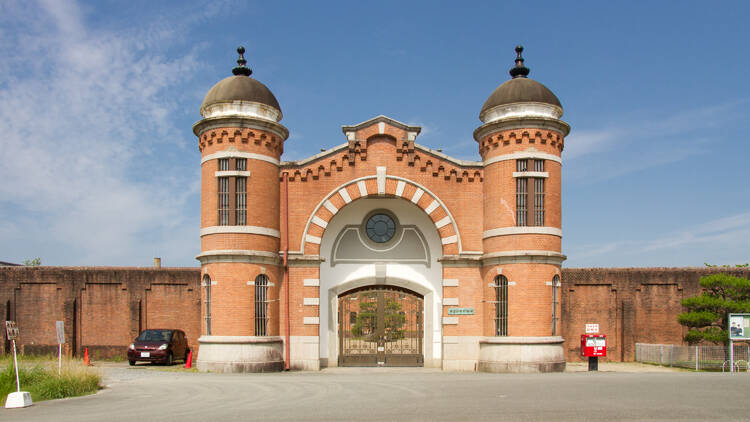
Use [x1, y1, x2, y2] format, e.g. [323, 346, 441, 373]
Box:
[0, 356, 101, 403]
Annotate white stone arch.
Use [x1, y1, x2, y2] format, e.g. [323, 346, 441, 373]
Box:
[318, 197, 444, 368]
[299, 174, 464, 254]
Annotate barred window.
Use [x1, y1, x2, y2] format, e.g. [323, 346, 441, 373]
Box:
[235, 177, 246, 225]
[236, 158, 247, 171]
[495, 275, 508, 336]
[203, 274, 212, 336]
[218, 177, 230, 225]
[535, 178, 545, 226]
[516, 159, 546, 226]
[552, 275, 560, 336]
[516, 178, 527, 227]
[254, 274, 269, 336]
[218, 158, 229, 171]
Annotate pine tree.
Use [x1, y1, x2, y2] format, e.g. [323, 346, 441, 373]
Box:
[678, 273, 750, 344]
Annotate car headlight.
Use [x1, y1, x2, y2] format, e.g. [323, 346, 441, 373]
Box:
[129, 343, 135, 350]
[158, 344, 168, 350]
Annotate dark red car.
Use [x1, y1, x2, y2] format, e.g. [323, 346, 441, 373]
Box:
[127, 329, 189, 366]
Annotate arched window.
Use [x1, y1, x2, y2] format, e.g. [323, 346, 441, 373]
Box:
[552, 275, 560, 336]
[203, 274, 212, 336]
[254, 274, 269, 336]
[495, 275, 508, 336]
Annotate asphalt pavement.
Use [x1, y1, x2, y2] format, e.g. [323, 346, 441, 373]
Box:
[4, 363, 750, 421]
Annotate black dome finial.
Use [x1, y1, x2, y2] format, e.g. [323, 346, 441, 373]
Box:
[509, 45, 530, 79]
[232, 46, 253, 76]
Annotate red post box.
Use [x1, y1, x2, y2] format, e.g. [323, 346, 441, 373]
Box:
[580, 334, 607, 357]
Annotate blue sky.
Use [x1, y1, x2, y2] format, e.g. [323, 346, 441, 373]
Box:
[1, 0, 748, 268]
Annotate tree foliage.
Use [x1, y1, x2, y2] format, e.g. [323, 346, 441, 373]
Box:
[678, 273, 750, 345]
[23, 257, 41, 266]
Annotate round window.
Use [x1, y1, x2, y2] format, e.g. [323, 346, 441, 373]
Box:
[366, 213, 396, 243]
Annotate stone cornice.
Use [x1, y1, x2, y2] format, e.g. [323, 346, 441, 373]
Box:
[473, 116, 570, 142]
[193, 115, 289, 141]
[279, 142, 482, 169]
[481, 250, 567, 266]
[196, 250, 281, 265]
[341, 115, 422, 134]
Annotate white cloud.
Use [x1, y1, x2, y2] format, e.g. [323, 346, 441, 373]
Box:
[564, 99, 749, 167]
[565, 212, 750, 267]
[0, 1, 205, 265]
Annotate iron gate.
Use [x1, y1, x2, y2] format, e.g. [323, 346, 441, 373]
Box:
[338, 286, 424, 367]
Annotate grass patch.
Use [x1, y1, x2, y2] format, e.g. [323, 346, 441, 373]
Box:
[0, 357, 101, 403]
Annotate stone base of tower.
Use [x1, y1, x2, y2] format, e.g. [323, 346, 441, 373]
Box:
[477, 336, 565, 373]
[196, 336, 284, 373]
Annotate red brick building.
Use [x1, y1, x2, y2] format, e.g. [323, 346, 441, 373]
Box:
[194, 46, 568, 372]
[5, 47, 741, 372]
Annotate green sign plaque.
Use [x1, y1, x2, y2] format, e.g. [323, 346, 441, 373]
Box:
[447, 307, 475, 315]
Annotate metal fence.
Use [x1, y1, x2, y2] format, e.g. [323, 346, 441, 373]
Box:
[635, 343, 750, 371]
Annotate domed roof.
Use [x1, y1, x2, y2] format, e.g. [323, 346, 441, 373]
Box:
[480, 46, 561, 118]
[480, 77, 561, 113]
[200, 46, 281, 115]
[201, 75, 281, 111]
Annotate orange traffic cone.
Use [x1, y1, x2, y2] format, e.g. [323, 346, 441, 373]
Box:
[184, 350, 193, 369]
[83, 347, 91, 366]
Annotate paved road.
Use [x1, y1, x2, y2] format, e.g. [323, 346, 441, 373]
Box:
[5, 364, 750, 421]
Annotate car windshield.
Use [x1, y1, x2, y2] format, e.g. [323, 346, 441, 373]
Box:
[136, 330, 172, 342]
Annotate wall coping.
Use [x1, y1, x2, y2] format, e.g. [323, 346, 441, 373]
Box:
[198, 336, 284, 344]
[480, 336, 564, 345]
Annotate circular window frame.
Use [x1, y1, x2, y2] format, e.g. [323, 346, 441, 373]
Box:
[360, 210, 401, 248]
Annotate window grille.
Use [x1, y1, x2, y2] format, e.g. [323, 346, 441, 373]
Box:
[254, 274, 269, 336]
[218, 158, 229, 171]
[218, 177, 230, 225]
[534, 159, 544, 172]
[516, 178, 527, 227]
[534, 178, 545, 226]
[235, 177, 246, 225]
[495, 275, 508, 336]
[552, 275, 560, 336]
[203, 274, 212, 335]
[236, 158, 247, 171]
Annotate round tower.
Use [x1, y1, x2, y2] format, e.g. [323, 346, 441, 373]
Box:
[194, 47, 288, 372]
[475, 46, 569, 372]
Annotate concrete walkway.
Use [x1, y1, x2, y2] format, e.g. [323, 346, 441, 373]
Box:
[4, 363, 748, 421]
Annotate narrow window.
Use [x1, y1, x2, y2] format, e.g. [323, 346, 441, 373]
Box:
[218, 158, 229, 171]
[235, 177, 246, 225]
[203, 274, 212, 335]
[552, 275, 560, 336]
[254, 274, 269, 336]
[516, 178, 527, 227]
[236, 158, 247, 171]
[535, 178, 545, 226]
[217, 158, 230, 226]
[534, 160, 545, 226]
[218, 177, 230, 225]
[516, 160, 528, 226]
[495, 275, 508, 336]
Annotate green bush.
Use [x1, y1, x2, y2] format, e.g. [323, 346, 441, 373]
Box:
[0, 358, 101, 403]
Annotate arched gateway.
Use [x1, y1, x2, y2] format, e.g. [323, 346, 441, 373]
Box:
[195, 46, 569, 373]
[318, 196, 445, 368]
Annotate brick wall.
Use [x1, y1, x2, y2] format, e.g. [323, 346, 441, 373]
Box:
[0, 266, 200, 359]
[561, 267, 750, 362]
[3, 265, 749, 363]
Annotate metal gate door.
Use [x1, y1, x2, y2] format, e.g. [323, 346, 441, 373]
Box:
[338, 286, 423, 367]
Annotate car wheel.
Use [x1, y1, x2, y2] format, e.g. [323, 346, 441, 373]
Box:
[165, 352, 173, 366]
[128, 360, 135, 366]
